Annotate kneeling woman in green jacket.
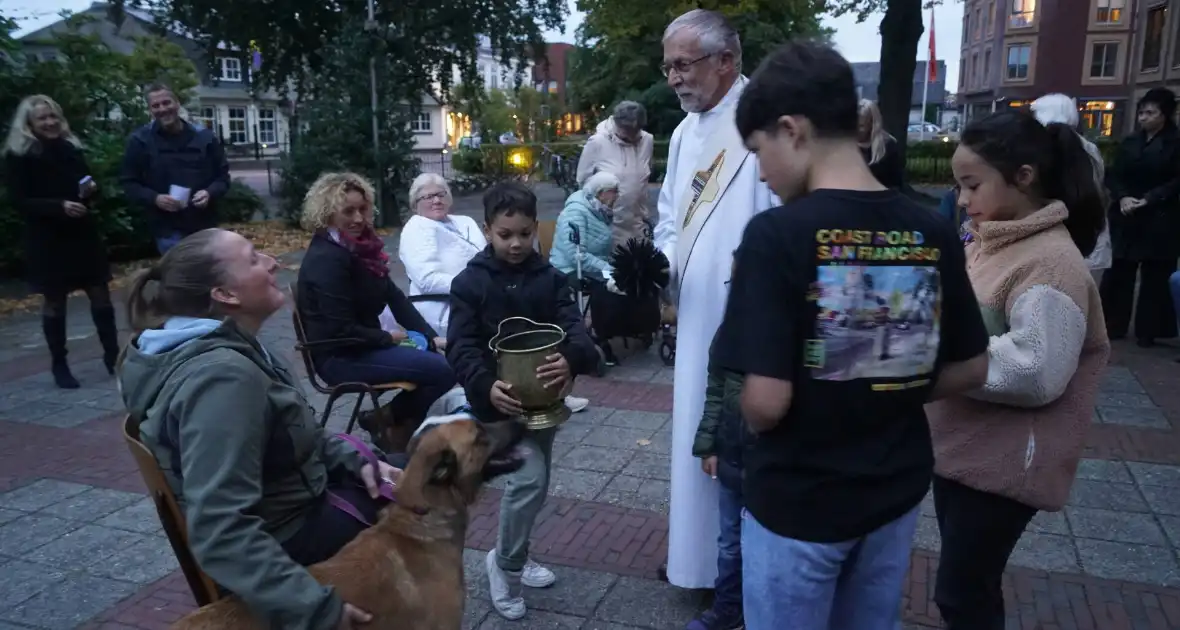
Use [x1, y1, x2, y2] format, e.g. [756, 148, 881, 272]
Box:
[117, 228, 399, 630]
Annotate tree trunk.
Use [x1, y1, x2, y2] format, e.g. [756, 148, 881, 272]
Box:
[877, 0, 925, 164]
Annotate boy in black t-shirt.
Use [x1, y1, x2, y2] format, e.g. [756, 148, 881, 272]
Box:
[712, 42, 991, 630]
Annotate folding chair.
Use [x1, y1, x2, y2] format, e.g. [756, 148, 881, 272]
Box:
[538, 219, 557, 261]
[289, 284, 417, 434]
[122, 415, 221, 607]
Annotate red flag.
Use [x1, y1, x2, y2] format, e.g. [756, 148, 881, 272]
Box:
[928, 8, 938, 82]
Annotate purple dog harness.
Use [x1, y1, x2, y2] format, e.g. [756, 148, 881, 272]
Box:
[326, 433, 398, 527]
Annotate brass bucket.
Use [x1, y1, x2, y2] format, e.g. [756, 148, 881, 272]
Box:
[489, 316, 572, 431]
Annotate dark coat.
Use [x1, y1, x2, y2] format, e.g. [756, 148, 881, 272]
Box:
[296, 232, 438, 368]
[446, 248, 600, 423]
[691, 352, 747, 493]
[119, 121, 230, 238]
[1106, 126, 1180, 261]
[862, 138, 905, 190]
[4, 140, 110, 294]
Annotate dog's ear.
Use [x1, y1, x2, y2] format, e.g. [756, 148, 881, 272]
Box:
[430, 448, 458, 484]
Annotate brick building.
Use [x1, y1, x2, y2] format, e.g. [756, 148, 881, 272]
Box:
[1129, 0, 1180, 132]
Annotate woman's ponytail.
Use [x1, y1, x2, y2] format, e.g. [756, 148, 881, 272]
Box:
[1043, 122, 1105, 258]
[124, 227, 230, 334]
[125, 266, 166, 333]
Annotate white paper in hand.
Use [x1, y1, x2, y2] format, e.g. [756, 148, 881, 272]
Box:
[168, 185, 191, 205]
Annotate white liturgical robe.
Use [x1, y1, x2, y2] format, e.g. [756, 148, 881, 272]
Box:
[653, 75, 779, 589]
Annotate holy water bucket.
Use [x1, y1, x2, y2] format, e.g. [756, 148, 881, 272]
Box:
[489, 316, 572, 430]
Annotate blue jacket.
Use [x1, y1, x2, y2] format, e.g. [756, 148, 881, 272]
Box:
[937, 188, 961, 225]
[550, 190, 615, 277]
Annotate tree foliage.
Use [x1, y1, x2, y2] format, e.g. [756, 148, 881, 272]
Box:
[568, 0, 829, 136]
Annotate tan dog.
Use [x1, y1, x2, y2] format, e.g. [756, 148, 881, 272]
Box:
[170, 414, 525, 630]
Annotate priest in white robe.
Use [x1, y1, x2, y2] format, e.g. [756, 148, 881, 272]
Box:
[654, 9, 779, 590]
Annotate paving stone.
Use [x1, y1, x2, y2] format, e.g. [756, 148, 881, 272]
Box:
[571, 406, 618, 426]
[912, 514, 941, 552]
[0, 401, 72, 424]
[22, 524, 145, 569]
[0, 508, 22, 527]
[96, 497, 164, 534]
[0, 514, 82, 557]
[1009, 532, 1080, 573]
[27, 404, 114, 428]
[477, 610, 585, 629]
[1065, 506, 1169, 546]
[1101, 367, 1147, 394]
[552, 423, 595, 445]
[1095, 392, 1158, 409]
[601, 409, 670, 432]
[557, 446, 635, 474]
[1128, 462, 1180, 488]
[581, 623, 651, 630]
[647, 430, 673, 455]
[463, 599, 491, 630]
[466, 550, 615, 618]
[650, 370, 675, 385]
[84, 531, 178, 584]
[605, 367, 659, 383]
[1157, 515, 1180, 548]
[595, 475, 670, 514]
[1076, 539, 1180, 586]
[39, 487, 143, 522]
[620, 451, 671, 482]
[81, 391, 129, 412]
[1027, 510, 1070, 536]
[581, 426, 659, 450]
[1074, 459, 1134, 484]
[1068, 479, 1150, 513]
[548, 467, 613, 501]
[1140, 484, 1180, 516]
[0, 571, 140, 629]
[0, 558, 66, 608]
[1095, 405, 1171, 429]
[594, 576, 704, 630]
[0, 479, 92, 512]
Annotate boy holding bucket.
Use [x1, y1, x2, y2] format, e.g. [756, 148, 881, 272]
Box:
[446, 181, 600, 620]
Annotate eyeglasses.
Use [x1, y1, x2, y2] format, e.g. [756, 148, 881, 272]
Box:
[415, 191, 447, 204]
[660, 53, 714, 77]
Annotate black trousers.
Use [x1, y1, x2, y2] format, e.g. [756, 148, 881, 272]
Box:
[1100, 258, 1178, 341]
[932, 476, 1036, 630]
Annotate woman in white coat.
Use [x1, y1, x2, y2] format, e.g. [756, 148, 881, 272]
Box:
[398, 173, 591, 413]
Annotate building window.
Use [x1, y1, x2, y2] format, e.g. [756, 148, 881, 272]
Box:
[218, 57, 242, 82]
[1142, 5, 1166, 71]
[1006, 43, 1031, 80]
[195, 106, 216, 132]
[1096, 0, 1124, 24]
[983, 49, 992, 83]
[974, 9, 982, 39]
[1089, 42, 1119, 78]
[963, 13, 970, 44]
[410, 111, 431, 133]
[971, 53, 979, 87]
[258, 108, 277, 145]
[227, 107, 247, 144]
[986, 2, 994, 33]
[958, 59, 965, 88]
[1009, 0, 1036, 28]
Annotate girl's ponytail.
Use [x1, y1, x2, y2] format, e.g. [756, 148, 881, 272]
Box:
[1043, 122, 1105, 258]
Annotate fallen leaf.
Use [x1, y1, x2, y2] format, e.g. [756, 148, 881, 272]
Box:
[636, 439, 651, 446]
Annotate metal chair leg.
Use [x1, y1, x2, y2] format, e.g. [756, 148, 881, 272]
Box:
[320, 390, 344, 427]
[343, 392, 367, 435]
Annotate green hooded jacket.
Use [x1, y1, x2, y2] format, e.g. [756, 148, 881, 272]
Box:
[119, 317, 370, 629]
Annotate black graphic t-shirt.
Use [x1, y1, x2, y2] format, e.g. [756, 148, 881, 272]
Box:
[713, 188, 988, 543]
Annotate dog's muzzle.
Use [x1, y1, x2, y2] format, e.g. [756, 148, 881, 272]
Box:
[482, 420, 528, 480]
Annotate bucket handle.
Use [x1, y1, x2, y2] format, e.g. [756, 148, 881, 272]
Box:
[488, 316, 565, 353]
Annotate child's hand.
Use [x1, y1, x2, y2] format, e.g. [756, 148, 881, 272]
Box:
[389, 328, 408, 343]
[700, 456, 718, 479]
[490, 380, 524, 416]
[536, 353, 571, 390]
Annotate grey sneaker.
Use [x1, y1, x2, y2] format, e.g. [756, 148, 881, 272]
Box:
[521, 558, 556, 588]
[486, 550, 526, 619]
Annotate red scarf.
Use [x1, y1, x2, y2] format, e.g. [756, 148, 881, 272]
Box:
[333, 226, 390, 278]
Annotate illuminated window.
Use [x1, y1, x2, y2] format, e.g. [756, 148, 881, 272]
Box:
[1096, 0, 1124, 24]
[1010, 0, 1036, 28]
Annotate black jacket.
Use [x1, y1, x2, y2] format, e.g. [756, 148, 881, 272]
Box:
[862, 138, 905, 190]
[296, 232, 438, 368]
[4, 140, 110, 294]
[446, 248, 599, 422]
[119, 121, 230, 237]
[1106, 125, 1180, 261]
[691, 348, 747, 493]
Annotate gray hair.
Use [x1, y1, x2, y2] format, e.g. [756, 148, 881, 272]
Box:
[583, 171, 620, 198]
[408, 172, 452, 205]
[612, 101, 647, 130]
[663, 9, 742, 72]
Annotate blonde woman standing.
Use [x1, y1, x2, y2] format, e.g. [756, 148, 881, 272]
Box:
[857, 99, 905, 189]
[4, 95, 118, 389]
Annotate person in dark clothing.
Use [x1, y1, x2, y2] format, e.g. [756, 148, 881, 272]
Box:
[295, 172, 455, 443]
[1102, 87, 1180, 347]
[4, 94, 119, 389]
[687, 325, 747, 630]
[119, 83, 230, 255]
[857, 99, 905, 190]
[446, 181, 599, 621]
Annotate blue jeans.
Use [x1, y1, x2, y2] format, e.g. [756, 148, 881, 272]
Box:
[742, 505, 919, 630]
[712, 484, 743, 619]
[155, 231, 185, 255]
[318, 345, 456, 421]
[1171, 271, 1180, 329]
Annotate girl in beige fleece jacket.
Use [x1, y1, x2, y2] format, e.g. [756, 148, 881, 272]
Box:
[927, 110, 1111, 629]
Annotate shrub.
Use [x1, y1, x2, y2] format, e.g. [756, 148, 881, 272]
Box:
[220, 179, 267, 222]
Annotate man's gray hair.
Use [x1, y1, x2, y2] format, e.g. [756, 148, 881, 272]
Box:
[663, 9, 742, 72]
[612, 101, 647, 130]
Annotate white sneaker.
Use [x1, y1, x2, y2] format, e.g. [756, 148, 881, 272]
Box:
[486, 550, 526, 620]
[565, 396, 590, 413]
[521, 558, 557, 588]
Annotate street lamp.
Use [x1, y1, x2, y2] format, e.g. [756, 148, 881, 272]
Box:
[365, 0, 383, 226]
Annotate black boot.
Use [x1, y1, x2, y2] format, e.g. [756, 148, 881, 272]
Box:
[91, 305, 120, 375]
[42, 315, 80, 389]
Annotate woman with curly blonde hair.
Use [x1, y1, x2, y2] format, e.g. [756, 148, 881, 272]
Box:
[295, 172, 455, 446]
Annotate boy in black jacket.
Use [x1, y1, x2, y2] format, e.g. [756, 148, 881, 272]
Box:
[446, 181, 599, 621]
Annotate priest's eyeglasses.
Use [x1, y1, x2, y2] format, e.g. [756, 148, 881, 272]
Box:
[660, 53, 714, 77]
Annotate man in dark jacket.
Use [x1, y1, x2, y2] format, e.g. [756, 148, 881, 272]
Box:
[446, 181, 599, 621]
[120, 83, 231, 254]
